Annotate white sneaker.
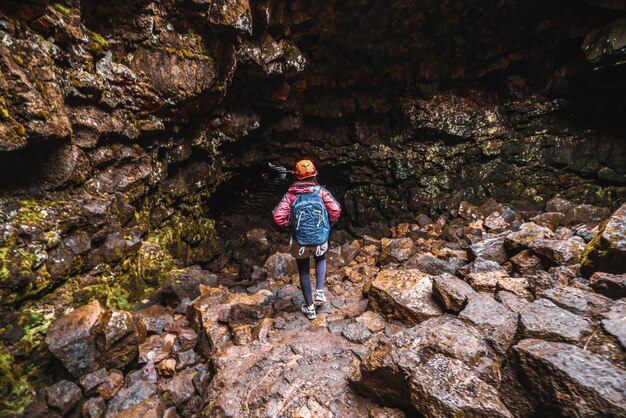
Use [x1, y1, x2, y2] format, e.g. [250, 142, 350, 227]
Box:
[314, 289, 326, 303]
[301, 303, 317, 320]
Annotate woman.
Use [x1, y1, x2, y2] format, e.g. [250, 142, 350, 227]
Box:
[272, 159, 341, 319]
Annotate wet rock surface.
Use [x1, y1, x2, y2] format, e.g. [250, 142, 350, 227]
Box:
[30, 198, 625, 417]
[0, 0, 626, 414]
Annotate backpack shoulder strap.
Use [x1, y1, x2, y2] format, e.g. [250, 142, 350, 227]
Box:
[313, 185, 322, 195]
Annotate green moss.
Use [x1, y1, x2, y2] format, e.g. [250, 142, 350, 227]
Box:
[52, 3, 72, 15]
[16, 122, 26, 137]
[0, 343, 34, 416]
[88, 31, 110, 54]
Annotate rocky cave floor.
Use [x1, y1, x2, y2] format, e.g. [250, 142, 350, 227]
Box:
[27, 196, 626, 418]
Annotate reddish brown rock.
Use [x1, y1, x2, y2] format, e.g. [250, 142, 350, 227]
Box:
[581, 203, 626, 277]
[590, 272, 626, 299]
[368, 269, 442, 325]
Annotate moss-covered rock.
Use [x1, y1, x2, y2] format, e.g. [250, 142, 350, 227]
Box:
[581, 203, 626, 277]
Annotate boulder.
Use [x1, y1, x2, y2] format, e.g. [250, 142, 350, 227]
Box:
[581, 203, 626, 276]
[138, 334, 172, 364]
[97, 371, 124, 400]
[83, 397, 106, 418]
[403, 252, 466, 275]
[530, 237, 585, 265]
[45, 300, 106, 377]
[467, 270, 509, 293]
[545, 197, 576, 214]
[459, 293, 518, 354]
[164, 368, 198, 406]
[45, 380, 82, 415]
[496, 276, 532, 300]
[601, 300, 626, 349]
[468, 237, 508, 264]
[367, 269, 442, 325]
[379, 237, 417, 264]
[432, 274, 476, 312]
[509, 250, 543, 275]
[518, 299, 592, 344]
[563, 204, 611, 227]
[589, 272, 626, 299]
[514, 339, 626, 417]
[484, 211, 509, 230]
[107, 396, 165, 418]
[79, 368, 108, 395]
[162, 266, 218, 305]
[530, 212, 564, 230]
[97, 309, 146, 370]
[504, 222, 554, 252]
[106, 381, 157, 417]
[540, 286, 613, 317]
[408, 355, 512, 418]
[264, 252, 297, 280]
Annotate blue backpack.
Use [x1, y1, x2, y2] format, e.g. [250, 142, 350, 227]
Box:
[291, 186, 330, 246]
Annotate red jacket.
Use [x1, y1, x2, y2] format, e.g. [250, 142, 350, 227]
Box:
[273, 182, 341, 228]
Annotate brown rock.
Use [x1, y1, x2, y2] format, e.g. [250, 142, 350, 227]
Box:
[504, 222, 554, 251]
[45, 380, 82, 415]
[530, 237, 585, 265]
[514, 339, 626, 417]
[519, 298, 592, 344]
[432, 273, 476, 312]
[541, 286, 613, 317]
[97, 371, 124, 400]
[379, 237, 417, 264]
[467, 269, 509, 293]
[162, 266, 218, 305]
[368, 269, 442, 325]
[138, 334, 172, 364]
[563, 204, 611, 227]
[45, 300, 106, 377]
[601, 300, 626, 349]
[165, 368, 198, 406]
[107, 396, 165, 418]
[355, 311, 387, 333]
[82, 397, 106, 418]
[497, 276, 532, 300]
[264, 252, 297, 280]
[106, 381, 157, 416]
[468, 236, 508, 264]
[530, 212, 564, 230]
[98, 309, 147, 370]
[581, 202, 626, 276]
[158, 358, 177, 377]
[590, 272, 626, 299]
[79, 368, 108, 395]
[459, 293, 518, 354]
[545, 198, 576, 214]
[510, 250, 543, 275]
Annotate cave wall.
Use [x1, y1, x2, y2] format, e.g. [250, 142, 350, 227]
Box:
[0, 0, 625, 413]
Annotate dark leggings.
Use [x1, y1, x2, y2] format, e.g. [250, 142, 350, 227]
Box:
[296, 253, 327, 306]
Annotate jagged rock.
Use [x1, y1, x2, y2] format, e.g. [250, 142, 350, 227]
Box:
[355, 311, 387, 333]
[496, 290, 530, 313]
[97, 371, 124, 401]
[459, 293, 518, 354]
[45, 380, 82, 415]
[162, 266, 218, 305]
[545, 197, 576, 214]
[458, 201, 482, 221]
[590, 272, 626, 299]
[107, 396, 165, 418]
[514, 339, 626, 417]
[165, 368, 198, 406]
[138, 334, 172, 364]
[79, 368, 108, 395]
[177, 328, 198, 351]
[379, 237, 417, 264]
[106, 381, 157, 417]
[541, 286, 613, 317]
[505, 222, 554, 252]
[601, 300, 626, 349]
[530, 237, 585, 265]
[368, 269, 442, 325]
[97, 309, 146, 370]
[83, 397, 106, 418]
[509, 250, 543, 275]
[176, 349, 200, 370]
[432, 273, 476, 312]
[563, 204, 611, 227]
[163, 407, 179, 418]
[158, 358, 177, 377]
[356, 319, 509, 417]
[496, 276, 532, 300]
[518, 298, 592, 344]
[459, 257, 507, 277]
[468, 236, 508, 264]
[581, 202, 626, 276]
[45, 300, 106, 377]
[530, 212, 564, 230]
[416, 213, 434, 227]
[484, 211, 509, 230]
[126, 361, 158, 387]
[264, 252, 297, 280]
[467, 269, 509, 293]
[404, 252, 466, 275]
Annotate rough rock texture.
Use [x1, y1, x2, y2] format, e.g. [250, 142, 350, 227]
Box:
[368, 269, 442, 325]
[581, 203, 626, 276]
[514, 339, 626, 417]
[2, 0, 626, 414]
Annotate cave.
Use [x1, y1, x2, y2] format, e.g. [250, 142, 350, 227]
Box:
[1, 0, 625, 416]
